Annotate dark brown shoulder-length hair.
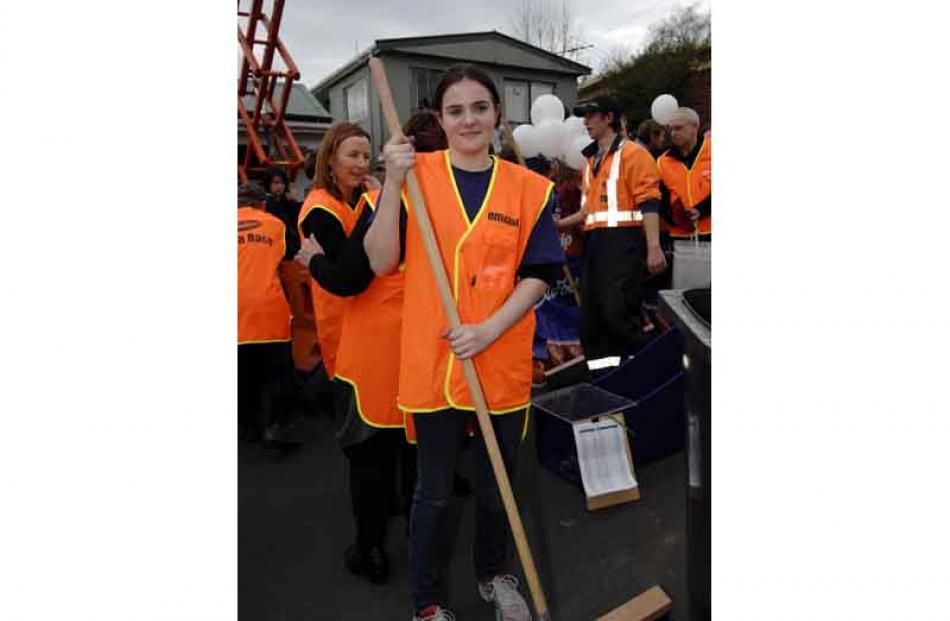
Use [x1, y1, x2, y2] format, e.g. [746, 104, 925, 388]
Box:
[403, 111, 447, 153]
[310, 122, 371, 200]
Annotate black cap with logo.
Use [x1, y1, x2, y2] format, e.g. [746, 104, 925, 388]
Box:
[572, 96, 624, 117]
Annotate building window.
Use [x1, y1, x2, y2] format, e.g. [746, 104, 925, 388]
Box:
[344, 78, 368, 122]
[504, 80, 528, 123]
[411, 68, 444, 112]
[504, 80, 557, 124]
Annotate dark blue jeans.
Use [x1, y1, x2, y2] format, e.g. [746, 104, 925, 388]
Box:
[409, 408, 526, 611]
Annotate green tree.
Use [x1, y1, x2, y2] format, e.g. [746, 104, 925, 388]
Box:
[598, 3, 711, 129]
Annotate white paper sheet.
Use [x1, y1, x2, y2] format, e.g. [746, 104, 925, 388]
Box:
[572, 419, 638, 497]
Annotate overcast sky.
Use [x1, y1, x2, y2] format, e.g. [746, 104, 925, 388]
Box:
[267, 0, 710, 88]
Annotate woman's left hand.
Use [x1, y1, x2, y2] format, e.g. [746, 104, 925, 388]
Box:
[362, 175, 382, 191]
[295, 234, 324, 267]
[442, 322, 499, 360]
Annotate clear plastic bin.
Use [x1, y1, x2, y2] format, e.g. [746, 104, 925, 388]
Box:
[532, 383, 635, 487]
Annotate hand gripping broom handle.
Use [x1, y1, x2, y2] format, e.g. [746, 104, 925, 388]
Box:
[369, 57, 551, 621]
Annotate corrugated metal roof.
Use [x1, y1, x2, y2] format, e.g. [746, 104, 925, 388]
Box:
[242, 82, 332, 121]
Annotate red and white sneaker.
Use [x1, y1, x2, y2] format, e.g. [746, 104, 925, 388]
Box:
[477, 574, 532, 621]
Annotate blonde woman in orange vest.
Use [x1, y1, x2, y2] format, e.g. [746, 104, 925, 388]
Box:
[293, 112, 448, 587]
[237, 182, 295, 445]
[365, 64, 565, 621]
[297, 123, 379, 382]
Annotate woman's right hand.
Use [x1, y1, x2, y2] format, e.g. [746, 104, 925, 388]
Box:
[382, 134, 416, 183]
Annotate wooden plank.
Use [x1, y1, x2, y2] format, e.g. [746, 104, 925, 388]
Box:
[587, 485, 640, 511]
[595, 586, 673, 621]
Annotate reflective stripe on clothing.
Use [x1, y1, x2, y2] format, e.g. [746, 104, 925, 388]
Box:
[582, 139, 660, 231]
[585, 210, 644, 225]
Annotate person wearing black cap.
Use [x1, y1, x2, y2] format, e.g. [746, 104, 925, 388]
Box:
[571, 96, 667, 366]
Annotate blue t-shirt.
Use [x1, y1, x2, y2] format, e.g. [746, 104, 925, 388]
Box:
[450, 163, 565, 268]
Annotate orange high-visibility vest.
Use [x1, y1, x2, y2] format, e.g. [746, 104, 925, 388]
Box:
[297, 188, 359, 379]
[398, 150, 554, 415]
[657, 135, 712, 238]
[238, 206, 291, 344]
[333, 189, 406, 430]
[581, 139, 661, 231]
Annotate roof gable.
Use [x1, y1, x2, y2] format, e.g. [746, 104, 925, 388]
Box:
[377, 31, 590, 76]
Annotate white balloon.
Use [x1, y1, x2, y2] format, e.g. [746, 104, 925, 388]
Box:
[535, 119, 568, 159]
[563, 134, 592, 171]
[563, 115, 587, 139]
[651, 94, 679, 125]
[512, 123, 540, 158]
[530, 94, 565, 126]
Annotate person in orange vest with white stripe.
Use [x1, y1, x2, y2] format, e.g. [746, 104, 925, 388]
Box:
[293, 112, 448, 587]
[237, 182, 295, 445]
[365, 64, 564, 621]
[572, 96, 666, 367]
[657, 107, 711, 241]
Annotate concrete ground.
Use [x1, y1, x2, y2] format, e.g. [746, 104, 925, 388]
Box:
[239, 398, 688, 621]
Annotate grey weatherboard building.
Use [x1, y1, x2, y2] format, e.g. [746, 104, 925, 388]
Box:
[310, 31, 592, 154]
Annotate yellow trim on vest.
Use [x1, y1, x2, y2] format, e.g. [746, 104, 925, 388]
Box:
[237, 336, 292, 345]
[362, 192, 378, 212]
[398, 401, 531, 417]
[685, 136, 708, 208]
[686, 136, 708, 173]
[443, 151, 499, 227]
[534, 182, 555, 227]
[298, 203, 344, 237]
[334, 373, 404, 430]
[443, 154, 499, 410]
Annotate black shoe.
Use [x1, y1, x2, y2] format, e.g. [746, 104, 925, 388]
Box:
[344, 544, 389, 585]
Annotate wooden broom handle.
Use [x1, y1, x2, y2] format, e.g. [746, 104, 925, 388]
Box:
[369, 57, 551, 621]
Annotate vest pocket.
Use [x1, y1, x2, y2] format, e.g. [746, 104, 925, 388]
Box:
[459, 239, 515, 324]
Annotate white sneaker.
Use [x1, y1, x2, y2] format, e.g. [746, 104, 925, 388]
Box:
[413, 605, 455, 621]
[477, 574, 532, 621]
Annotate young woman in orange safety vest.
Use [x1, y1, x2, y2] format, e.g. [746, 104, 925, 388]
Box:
[364, 63, 565, 621]
[293, 113, 448, 587]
